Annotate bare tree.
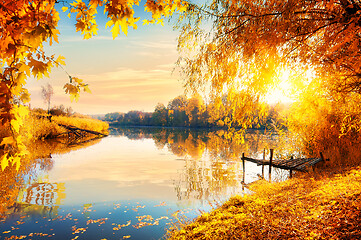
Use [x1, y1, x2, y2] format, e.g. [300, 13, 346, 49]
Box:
[41, 83, 54, 115]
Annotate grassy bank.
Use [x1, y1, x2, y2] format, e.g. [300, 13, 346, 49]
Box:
[168, 168, 361, 239]
[22, 111, 109, 140]
[0, 109, 109, 141]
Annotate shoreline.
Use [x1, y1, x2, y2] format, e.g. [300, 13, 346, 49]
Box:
[167, 167, 361, 239]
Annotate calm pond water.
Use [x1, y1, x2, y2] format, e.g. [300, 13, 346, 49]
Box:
[0, 127, 286, 239]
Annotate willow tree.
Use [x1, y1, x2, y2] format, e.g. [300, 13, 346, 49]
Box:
[178, 0, 361, 94]
[176, 0, 361, 158]
[0, 0, 188, 171]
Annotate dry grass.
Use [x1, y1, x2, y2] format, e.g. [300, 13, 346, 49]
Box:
[168, 168, 361, 239]
[21, 113, 67, 140]
[18, 111, 108, 141]
[52, 115, 108, 134]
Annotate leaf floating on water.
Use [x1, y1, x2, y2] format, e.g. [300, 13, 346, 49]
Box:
[113, 203, 122, 209]
[137, 215, 154, 222]
[113, 220, 131, 231]
[155, 216, 169, 221]
[154, 202, 167, 207]
[133, 215, 156, 229]
[132, 205, 145, 212]
[71, 226, 87, 234]
[86, 218, 108, 225]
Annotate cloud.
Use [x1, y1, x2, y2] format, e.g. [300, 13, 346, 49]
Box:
[64, 65, 183, 114]
[131, 40, 176, 49]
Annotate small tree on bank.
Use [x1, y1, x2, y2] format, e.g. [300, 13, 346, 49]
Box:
[41, 83, 54, 115]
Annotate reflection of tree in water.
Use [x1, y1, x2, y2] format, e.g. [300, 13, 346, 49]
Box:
[172, 131, 272, 201]
[7, 182, 65, 219]
[174, 159, 243, 202]
[109, 127, 157, 140]
[112, 127, 276, 201]
[38, 156, 54, 172]
[0, 137, 100, 220]
[21, 182, 65, 206]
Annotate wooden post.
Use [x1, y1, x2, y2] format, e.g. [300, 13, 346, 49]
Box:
[289, 156, 294, 178]
[262, 148, 265, 179]
[242, 153, 245, 190]
[269, 149, 273, 181]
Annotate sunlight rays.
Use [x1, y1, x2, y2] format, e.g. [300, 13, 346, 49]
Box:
[264, 67, 294, 104]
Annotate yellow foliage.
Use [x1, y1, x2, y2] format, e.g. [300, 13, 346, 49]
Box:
[52, 115, 108, 134]
[281, 80, 361, 168]
[168, 168, 361, 239]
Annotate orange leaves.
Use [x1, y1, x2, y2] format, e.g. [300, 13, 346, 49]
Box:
[64, 77, 91, 102]
[0, 104, 29, 171]
[107, 19, 124, 38]
[132, 214, 169, 229]
[144, 0, 188, 25]
[55, 55, 66, 66]
[64, 83, 80, 102]
[28, 58, 50, 79]
[63, 0, 188, 39]
[176, 0, 361, 121]
[112, 220, 131, 231]
[104, 0, 140, 38]
[0, 154, 10, 171]
[170, 168, 361, 239]
[106, 17, 139, 38]
[66, 0, 99, 39]
[0, 152, 23, 172]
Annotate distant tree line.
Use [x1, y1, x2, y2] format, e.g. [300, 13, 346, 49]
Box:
[104, 95, 285, 129]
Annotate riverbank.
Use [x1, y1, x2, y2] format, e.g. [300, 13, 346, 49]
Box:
[15, 110, 109, 141]
[168, 167, 361, 239]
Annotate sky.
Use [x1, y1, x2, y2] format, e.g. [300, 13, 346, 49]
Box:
[26, 5, 185, 115]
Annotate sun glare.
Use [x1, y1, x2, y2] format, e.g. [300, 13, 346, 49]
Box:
[264, 68, 294, 105]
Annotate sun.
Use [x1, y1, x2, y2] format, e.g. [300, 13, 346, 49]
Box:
[264, 67, 294, 104]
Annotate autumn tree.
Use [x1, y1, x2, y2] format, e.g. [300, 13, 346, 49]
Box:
[167, 95, 187, 110]
[167, 95, 189, 126]
[176, 0, 361, 113]
[178, 0, 361, 94]
[185, 94, 206, 127]
[176, 0, 361, 161]
[152, 103, 168, 126]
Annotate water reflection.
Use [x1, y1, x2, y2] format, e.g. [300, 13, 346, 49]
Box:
[110, 127, 277, 202]
[0, 136, 101, 219]
[0, 127, 281, 239]
[110, 127, 273, 160]
[21, 182, 65, 206]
